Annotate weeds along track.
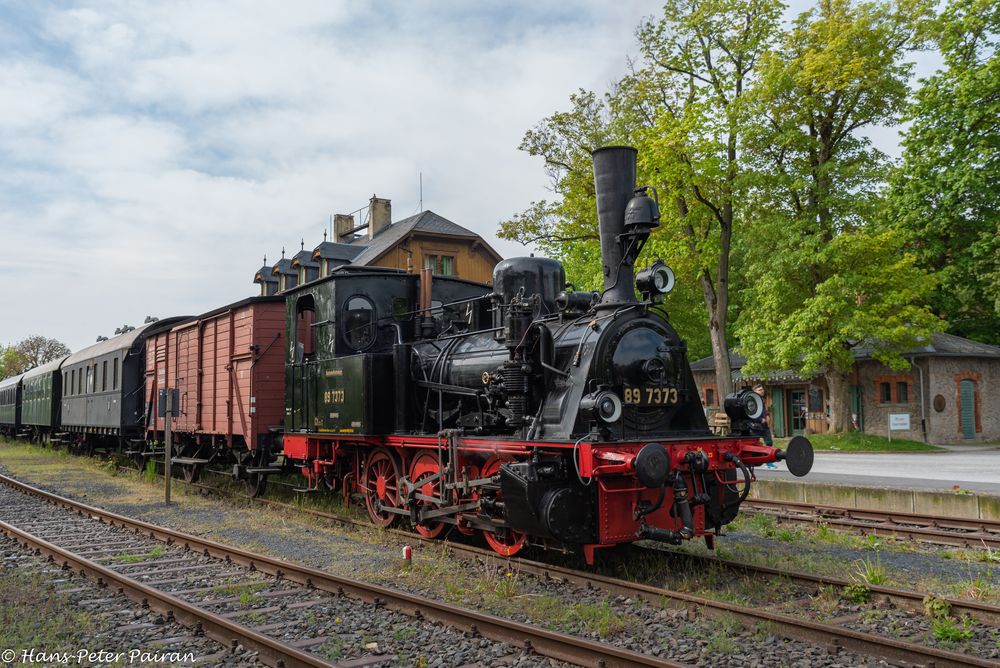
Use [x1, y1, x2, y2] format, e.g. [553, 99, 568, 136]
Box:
[3, 442, 998, 667]
[171, 469, 1000, 666]
[743, 499, 1000, 550]
[0, 472, 685, 668]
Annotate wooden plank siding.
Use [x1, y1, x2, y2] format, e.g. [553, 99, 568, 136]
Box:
[145, 299, 285, 449]
[369, 233, 499, 285]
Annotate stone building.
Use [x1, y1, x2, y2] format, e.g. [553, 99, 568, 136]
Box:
[691, 333, 1000, 442]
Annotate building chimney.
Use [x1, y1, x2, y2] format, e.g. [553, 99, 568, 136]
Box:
[334, 214, 355, 243]
[368, 195, 391, 239]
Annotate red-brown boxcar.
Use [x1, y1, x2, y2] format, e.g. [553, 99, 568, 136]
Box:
[145, 296, 285, 487]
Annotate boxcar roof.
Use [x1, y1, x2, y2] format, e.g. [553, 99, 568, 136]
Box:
[181, 295, 285, 324]
[0, 373, 25, 390]
[22, 356, 69, 381]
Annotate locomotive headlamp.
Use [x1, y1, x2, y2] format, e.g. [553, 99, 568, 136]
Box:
[724, 389, 765, 422]
[581, 390, 623, 424]
[636, 260, 675, 298]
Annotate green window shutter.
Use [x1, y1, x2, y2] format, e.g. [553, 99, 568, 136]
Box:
[960, 380, 975, 439]
[770, 387, 785, 438]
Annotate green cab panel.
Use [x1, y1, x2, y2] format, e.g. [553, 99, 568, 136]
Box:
[297, 354, 394, 435]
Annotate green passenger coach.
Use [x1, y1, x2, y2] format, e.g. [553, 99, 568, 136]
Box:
[21, 356, 68, 438]
[0, 373, 24, 437]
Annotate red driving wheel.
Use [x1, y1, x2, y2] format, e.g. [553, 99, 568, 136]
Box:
[479, 455, 527, 557]
[408, 451, 446, 539]
[454, 462, 480, 536]
[363, 448, 401, 527]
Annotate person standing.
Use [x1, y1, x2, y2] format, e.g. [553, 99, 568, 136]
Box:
[753, 384, 778, 469]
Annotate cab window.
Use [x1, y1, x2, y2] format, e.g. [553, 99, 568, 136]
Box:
[343, 296, 376, 351]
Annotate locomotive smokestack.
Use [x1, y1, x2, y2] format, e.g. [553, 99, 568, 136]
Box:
[592, 146, 638, 305]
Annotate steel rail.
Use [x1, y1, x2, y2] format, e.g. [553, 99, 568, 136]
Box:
[160, 469, 1000, 629]
[131, 466, 1000, 665]
[0, 473, 685, 668]
[0, 520, 336, 668]
[642, 547, 1000, 628]
[65, 468, 1000, 667]
[745, 499, 1000, 549]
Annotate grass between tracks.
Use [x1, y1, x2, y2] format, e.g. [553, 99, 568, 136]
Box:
[774, 432, 942, 452]
[0, 439, 639, 644]
[2, 437, 997, 657]
[0, 564, 96, 655]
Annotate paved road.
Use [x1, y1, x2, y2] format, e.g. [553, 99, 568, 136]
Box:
[756, 444, 1000, 495]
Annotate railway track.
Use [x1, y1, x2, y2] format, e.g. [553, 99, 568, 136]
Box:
[63, 465, 1000, 666]
[168, 467, 1000, 631]
[0, 472, 687, 668]
[744, 498, 1000, 550]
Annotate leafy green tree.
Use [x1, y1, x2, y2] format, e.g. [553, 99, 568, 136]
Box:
[14, 335, 70, 371]
[625, 0, 783, 400]
[0, 346, 26, 380]
[502, 0, 784, 381]
[886, 0, 1000, 344]
[737, 0, 940, 432]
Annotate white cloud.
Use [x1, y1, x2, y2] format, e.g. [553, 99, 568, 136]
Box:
[0, 0, 931, 352]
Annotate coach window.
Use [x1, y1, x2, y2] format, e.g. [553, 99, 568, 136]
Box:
[295, 295, 317, 362]
[113, 357, 119, 391]
[71, 370, 76, 395]
[102, 361, 108, 392]
[343, 296, 375, 351]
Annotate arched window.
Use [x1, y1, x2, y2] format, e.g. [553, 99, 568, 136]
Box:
[343, 296, 376, 351]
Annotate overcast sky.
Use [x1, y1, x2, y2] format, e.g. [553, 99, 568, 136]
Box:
[0, 1, 940, 352]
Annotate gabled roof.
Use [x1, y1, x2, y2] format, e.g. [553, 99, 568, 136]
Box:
[291, 248, 318, 269]
[854, 332, 1000, 359]
[348, 210, 502, 266]
[254, 264, 276, 284]
[271, 258, 296, 277]
[691, 333, 1000, 375]
[312, 241, 363, 263]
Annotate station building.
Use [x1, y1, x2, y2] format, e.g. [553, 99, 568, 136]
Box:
[254, 195, 502, 295]
[692, 333, 1000, 443]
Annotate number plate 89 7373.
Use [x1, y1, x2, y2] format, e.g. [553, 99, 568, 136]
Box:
[623, 386, 679, 406]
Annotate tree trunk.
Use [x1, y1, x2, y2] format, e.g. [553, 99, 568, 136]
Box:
[698, 272, 733, 400]
[825, 367, 854, 433]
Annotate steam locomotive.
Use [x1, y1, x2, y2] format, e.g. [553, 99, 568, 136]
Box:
[0, 145, 813, 563]
[279, 146, 813, 561]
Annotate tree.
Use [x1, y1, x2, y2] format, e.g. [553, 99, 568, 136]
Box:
[736, 0, 940, 432]
[13, 336, 70, 372]
[501, 0, 784, 380]
[886, 0, 1000, 344]
[0, 346, 26, 380]
[498, 90, 715, 359]
[625, 0, 783, 401]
